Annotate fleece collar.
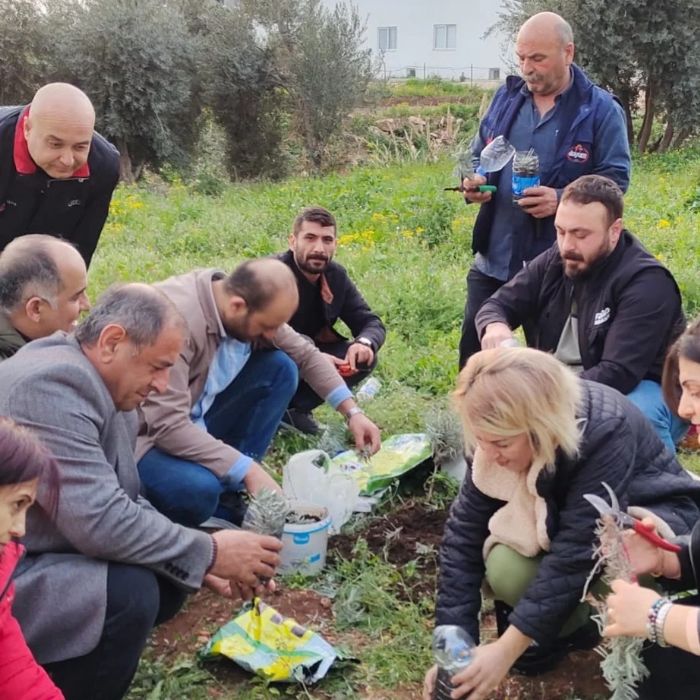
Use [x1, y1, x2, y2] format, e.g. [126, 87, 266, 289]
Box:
[13, 105, 91, 178]
[472, 447, 552, 560]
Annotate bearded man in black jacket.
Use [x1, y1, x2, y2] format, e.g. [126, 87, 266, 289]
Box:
[278, 206, 386, 434]
[0, 83, 119, 267]
[475, 175, 686, 452]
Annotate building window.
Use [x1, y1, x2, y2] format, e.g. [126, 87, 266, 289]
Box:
[378, 26, 397, 51]
[434, 24, 456, 50]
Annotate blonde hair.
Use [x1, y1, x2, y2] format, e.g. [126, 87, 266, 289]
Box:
[453, 348, 582, 466]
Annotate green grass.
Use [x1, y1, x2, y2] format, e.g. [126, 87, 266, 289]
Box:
[385, 78, 488, 99]
[107, 141, 700, 699]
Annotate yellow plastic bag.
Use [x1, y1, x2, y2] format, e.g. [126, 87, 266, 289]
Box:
[330, 433, 432, 494]
[200, 598, 338, 683]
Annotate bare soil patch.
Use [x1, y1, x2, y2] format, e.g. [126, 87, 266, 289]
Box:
[149, 500, 608, 698]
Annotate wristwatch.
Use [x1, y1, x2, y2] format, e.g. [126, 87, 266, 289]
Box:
[344, 406, 365, 424]
[355, 336, 373, 349]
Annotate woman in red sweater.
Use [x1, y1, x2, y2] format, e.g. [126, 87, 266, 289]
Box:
[0, 418, 63, 699]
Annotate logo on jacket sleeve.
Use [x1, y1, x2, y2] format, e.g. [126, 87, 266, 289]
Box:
[567, 144, 591, 163]
[594, 307, 611, 326]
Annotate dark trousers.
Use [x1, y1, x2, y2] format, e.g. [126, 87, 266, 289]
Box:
[289, 339, 376, 413]
[43, 563, 187, 700]
[458, 266, 504, 368]
[638, 594, 700, 700]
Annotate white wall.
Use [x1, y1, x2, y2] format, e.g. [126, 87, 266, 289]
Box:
[325, 0, 511, 81]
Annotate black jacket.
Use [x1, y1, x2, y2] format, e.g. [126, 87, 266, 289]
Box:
[0, 106, 120, 267]
[677, 520, 700, 591]
[279, 250, 386, 352]
[435, 380, 700, 646]
[475, 230, 685, 394]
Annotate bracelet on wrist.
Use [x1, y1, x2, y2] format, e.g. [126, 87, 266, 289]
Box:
[655, 600, 673, 647]
[647, 597, 672, 645]
[206, 534, 218, 575]
[344, 406, 365, 424]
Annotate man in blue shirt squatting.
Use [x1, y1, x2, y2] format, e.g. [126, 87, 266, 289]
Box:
[458, 11, 631, 368]
[135, 257, 381, 528]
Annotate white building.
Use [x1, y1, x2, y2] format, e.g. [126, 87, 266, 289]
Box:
[323, 0, 511, 82]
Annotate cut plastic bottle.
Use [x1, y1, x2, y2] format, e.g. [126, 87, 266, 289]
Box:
[475, 135, 516, 176]
[432, 625, 475, 699]
[356, 377, 381, 403]
[512, 148, 540, 202]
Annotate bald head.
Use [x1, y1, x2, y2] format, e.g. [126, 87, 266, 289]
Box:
[518, 12, 573, 47]
[516, 12, 574, 98]
[223, 258, 298, 312]
[217, 258, 299, 343]
[0, 235, 89, 338]
[25, 83, 95, 179]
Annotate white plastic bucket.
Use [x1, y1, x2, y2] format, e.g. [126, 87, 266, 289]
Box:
[282, 449, 359, 533]
[279, 501, 331, 576]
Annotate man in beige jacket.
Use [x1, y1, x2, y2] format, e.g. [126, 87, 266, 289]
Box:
[136, 258, 381, 527]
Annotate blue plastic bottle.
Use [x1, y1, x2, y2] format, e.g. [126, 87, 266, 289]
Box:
[512, 149, 540, 202]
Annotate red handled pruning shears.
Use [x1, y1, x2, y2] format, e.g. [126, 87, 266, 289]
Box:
[583, 481, 681, 553]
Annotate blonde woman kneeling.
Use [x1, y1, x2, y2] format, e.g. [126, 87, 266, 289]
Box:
[424, 348, 700, 700]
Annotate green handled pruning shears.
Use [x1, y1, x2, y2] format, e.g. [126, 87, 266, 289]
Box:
[444, 183, 497, 194]
[445, 148, 497, 194]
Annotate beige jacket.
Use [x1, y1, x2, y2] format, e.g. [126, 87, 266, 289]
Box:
[135, 268, 347, 477]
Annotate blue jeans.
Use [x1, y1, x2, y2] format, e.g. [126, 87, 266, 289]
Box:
[627, 379, 688, 453]
[138, 349, 298, 526]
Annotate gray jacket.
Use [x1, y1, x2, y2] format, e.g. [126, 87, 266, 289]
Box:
[0, 312, 25, 360]
[0, 333, 213, 663]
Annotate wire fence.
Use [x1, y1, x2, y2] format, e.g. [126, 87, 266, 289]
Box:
[377, 64, 504, 84]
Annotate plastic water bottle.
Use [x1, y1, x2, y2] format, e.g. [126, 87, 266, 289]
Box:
[475, 135, 516, 176]
[499, 338, 521, 348]
[432, 625, 475, 699]
[512, 149, 540, 202]
[356, 377, 381, 403]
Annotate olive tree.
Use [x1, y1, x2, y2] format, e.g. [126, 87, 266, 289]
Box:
[244, 0, 376, 169]
[46, 0, 198, 182]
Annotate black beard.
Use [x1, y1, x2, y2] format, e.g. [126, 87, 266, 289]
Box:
[297, 257, 329, 274]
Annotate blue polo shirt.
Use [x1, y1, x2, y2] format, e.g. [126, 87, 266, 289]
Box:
[474, 80, 572, 281]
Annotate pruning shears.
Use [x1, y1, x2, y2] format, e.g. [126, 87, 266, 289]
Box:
[444, 183, 497, 194]
[583, 481, 681, 553]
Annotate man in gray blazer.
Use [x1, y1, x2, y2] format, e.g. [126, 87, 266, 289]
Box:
[0, 284, 282, 700]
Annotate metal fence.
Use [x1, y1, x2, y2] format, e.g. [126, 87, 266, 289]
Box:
[377, 64, 504, 84]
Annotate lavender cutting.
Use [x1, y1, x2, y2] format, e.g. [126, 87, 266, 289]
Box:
[582, 515, 650, 699]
